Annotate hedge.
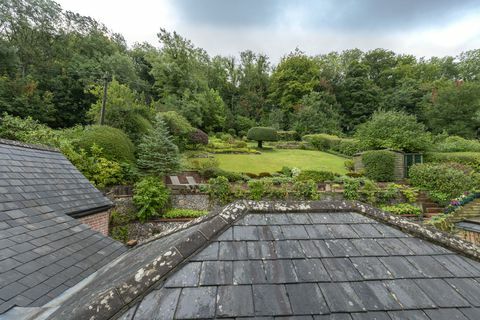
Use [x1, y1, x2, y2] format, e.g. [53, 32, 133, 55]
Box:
[295, 170, 339, 183]
[433, 136, 480, 153]
[247, 127, 278, 148]
[424, 152, 480, 171]
[362, 150, 395, 182]
[409, 163, 478, 203]
[277, 130, 300, 141]
[75, 125, 135, 163]
[333, 138, 366, 156]
[302, 134, 341, 151]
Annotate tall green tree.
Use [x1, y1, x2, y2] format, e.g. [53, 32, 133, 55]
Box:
[293, 92, 342, 135]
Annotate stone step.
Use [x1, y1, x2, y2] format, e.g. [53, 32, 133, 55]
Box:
[426, 208, 443, 214]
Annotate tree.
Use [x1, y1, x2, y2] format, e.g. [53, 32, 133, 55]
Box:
[355, 110, 431, 152]
[421, 81, 480, 138]
[293, 92, 342, 135]
[160, 111, 195, 150]
[88, 79, 153, 143]
[269, 49, 320, 129]
[247, 127, 278, 148]
[137, 114, 180, 176]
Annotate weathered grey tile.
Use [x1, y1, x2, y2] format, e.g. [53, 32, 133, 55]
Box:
[305, 224, 334, 239]
[379, 256, 422, 279]
[350, 224, 384, 238]
[164, 262, 201, 287]
[219, 241, 248, 260]
[351, 312, 391, 320]
[293, 258, 330, 282]
[325, 239, 361, 257]
[233, 260, 266, 284]
[275, 240, 305, 258]
[191, 242, 218, 261]
[372, 224, 407, 238]
[199, 261, 233, 285]
[387, 310, 429, 320]
[351, 281, 400, 311]
[459, 307, 480, 320]
[322, 258, 362, 281]
[287, 213, 312, 224]
[328, 225, 359, 239]
[320, 282, 366, 312]
[350, 257, 393, 280]
[383, 279, 435, 309]
[281, 225, 309, 239]
[446, 278, 480, 306]
[423, 308, 469, 320]
[399, 238, 449, 255]
[264, 260, 298, 283]
[314, 314, 353, 320]
[216, 285, 254, 317]
[351, 239, 388, 256]
[375, 239, 414, 255]
[253, 285, 291, 316]
[414, 279, 470, 308]
[434, 255, 480, 277]
[406, 255, 453, 278]
[133, 288, 181, 320]
[247, 241, 277, 259]
[175, 287, 216, 319]
[233, 226, 258, 240]
[286, 283, 329, 314]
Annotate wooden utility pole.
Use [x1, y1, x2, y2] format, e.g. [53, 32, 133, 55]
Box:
[100, 72, 109, 125]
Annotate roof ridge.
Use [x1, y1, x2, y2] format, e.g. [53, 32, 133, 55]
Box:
[20, 200, 480, 320]
[0, 138, 59, 152]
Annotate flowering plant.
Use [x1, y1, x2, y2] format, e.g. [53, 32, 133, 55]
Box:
[444, 192, 480, 215]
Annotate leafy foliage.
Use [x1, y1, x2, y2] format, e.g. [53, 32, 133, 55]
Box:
[73, 125, 135, 163]
[247, 127, 278, 148]
[206, 176, 232, 204]
[137, 114, 180, 176]
[355, 110, 431, 152]
[163, 209, 208, 219]
[432, 136, 480, 152]
[295, 170, 339, 183]
[189, 129, 209, 146]
[133, 176, 170, 222]
[382, 204, 422, 216]
[361, 150, 396, 182]
[302, 134, 341, 151]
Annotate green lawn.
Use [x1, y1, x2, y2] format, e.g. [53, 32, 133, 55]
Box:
[213, 149, 347, 174]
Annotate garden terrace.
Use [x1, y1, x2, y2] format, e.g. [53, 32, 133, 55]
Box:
[15, 200, 480, 320]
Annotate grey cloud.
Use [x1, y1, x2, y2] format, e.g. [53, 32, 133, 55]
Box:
[171, 0, 480, 30]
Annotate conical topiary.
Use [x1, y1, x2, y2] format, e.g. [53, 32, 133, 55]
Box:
[137, 114, 180, 176]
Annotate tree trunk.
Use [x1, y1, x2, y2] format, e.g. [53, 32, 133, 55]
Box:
[258, 140, 263, 148]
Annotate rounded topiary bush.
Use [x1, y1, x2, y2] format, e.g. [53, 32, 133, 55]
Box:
[362, 150, 395, 182]
[75, 125, 135, 163]
[247, 127, 278, 148]
[189, 129, 209, 146]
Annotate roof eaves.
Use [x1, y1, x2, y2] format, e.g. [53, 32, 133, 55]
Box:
[0, 138, 59, 152]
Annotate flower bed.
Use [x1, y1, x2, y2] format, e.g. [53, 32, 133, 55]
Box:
[444, 192, 480, 214]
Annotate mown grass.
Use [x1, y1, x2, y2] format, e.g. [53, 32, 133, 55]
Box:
[213, 149, 347, 174]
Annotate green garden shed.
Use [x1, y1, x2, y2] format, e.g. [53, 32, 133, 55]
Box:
[353, 150, 423, 180]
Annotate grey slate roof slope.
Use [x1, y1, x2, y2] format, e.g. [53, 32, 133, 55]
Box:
[122, 211, 480, 320]
[0, 139, 126, 313]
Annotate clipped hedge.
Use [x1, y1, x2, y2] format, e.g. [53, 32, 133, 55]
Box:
[409, 163, 478, 203]
[277, 130, 300, 141]
[247, 127, 278, 148]
[333, 138, 366, 156]
[302, 134, 341, 151]
[362, 150, 395, 182]
[74, 125, 135, 163]
[424, 152, 480, 171]
[433, 136, 480, 153]
[295, 170, 339, 183]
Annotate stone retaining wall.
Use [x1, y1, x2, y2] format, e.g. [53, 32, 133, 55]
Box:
[171, 193, 210, 210]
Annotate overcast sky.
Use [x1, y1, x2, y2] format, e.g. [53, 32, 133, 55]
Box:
[56, 0, 480, 62]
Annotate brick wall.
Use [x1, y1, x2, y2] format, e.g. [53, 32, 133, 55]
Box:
[78, 211, 110, 236]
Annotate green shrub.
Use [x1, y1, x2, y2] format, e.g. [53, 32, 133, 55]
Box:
[302, 133, 341, 151]
[343, 177, 361, 200]
[137, 115, 180, 176]
[424, 152, 480, 171]
[247, 127, 278, 148]
[0, 113, 61, 146]
[248, 179, 273, 200]
[111, 225, 129, 243]
[277, 130, 300, 141]
[293, 180, 319, 200]
[355, 110, 431, 152]
[382, 203, 422, 216]
[188, 129, 209, 147]
[163, 209, 208, 219]
[433, 136, 480, 152]
[362, 150, 395, 182]
[334, 138, 366, 156]
[409, 163, 478, 203]
[207, 176, 232, 204]
[133, 176, 171, 222]
[361, 179, 381, 204]
[160, 111, 195, 149]
[344, 160, 355, 172]
[74, 125, 135, 163]
[295, 170, 339, 183]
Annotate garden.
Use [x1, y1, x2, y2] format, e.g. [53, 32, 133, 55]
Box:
[3, 107, 480, 245]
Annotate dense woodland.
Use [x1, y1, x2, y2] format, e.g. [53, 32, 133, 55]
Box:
[2, 0, 480, 139]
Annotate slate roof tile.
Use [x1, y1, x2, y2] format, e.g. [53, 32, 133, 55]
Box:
[119, 211, 480, 319]
[0, 140, 126, 313]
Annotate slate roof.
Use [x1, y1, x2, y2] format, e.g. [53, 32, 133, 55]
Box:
[121, 211, 480, 319]
[0, 139, 126, 314]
